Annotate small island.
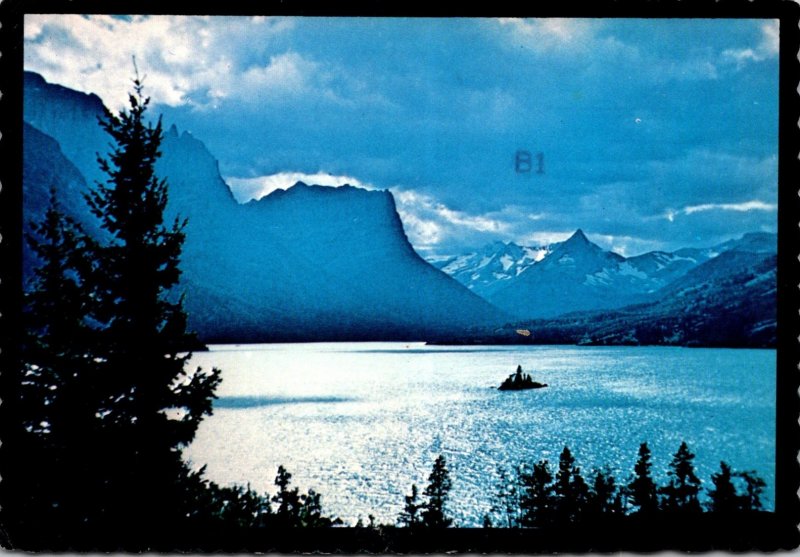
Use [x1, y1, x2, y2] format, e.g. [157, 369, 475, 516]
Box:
[498, 365, 548, 391]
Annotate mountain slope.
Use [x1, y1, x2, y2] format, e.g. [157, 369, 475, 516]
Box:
[441, 250, 776, 348]
[22, 122, 101, 279]
[487, 230, 654, 319]
[437, 230, 776, 323]
[520, 250, 777, 347]
[427, 241, 552, 297]
[22, 71, 507, 341]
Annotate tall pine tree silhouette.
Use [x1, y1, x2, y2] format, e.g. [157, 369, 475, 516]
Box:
[660, 441, 702, 513]
[519, 460, 554, 527]
[397, 484, 423, 528]
[553, 446, 589, 523]
[707, 461, 738, 514]
[421, 455, 453, 528]
[626, 442, 659, 514]
[8, 191, 98, 541]
[83, 73, 221, 535]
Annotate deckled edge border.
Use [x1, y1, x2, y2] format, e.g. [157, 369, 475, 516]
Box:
[0, 0, 798, 552]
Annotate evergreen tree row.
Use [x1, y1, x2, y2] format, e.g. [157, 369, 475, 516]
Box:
[482, 442, 766, 529]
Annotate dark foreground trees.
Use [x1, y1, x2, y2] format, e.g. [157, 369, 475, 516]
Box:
[6, 76, 340, 549]
[8, 74, 222, 545]
[508, 442, 767, 528]
[397, 454, 454, 529]
[627, 442, 659, 514]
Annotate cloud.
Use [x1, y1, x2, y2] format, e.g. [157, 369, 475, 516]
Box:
[497, 18, 597, 53]
[237, 52, 320, 100]
[226, 172, 375, 203]
[25, 17, 777, 256]
[664, 200, 776, 222]
[760, 19, 780, 56]
[24, 15, 300, 110]
[394, 208, 444, 250]
[644, 150, 777, 210]
[391, 189, 517, 252]
[519, 230, 576, 246]
[589, 234, 665, 257]
[655, 58, 719, 82]
[722, 20, 779, 68]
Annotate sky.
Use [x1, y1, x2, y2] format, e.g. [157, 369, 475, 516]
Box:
[24, 16, 779, 256]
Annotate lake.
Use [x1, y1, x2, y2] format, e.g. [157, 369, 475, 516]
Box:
[183, 343, 775, 526]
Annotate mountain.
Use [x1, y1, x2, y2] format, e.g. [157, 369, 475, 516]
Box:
[519, 250, 777, 347]
[624, 249, 713, 290]
[22, 122, 99, 278]
[436, 230, 776, 322]
[712, 231, 777, 255]
[435, 249, 776, 348]
[427, 240, 552, 297]
[22, 72, 507, 341]
[24, 71, 111, 189]
[486, 230, 659, 319]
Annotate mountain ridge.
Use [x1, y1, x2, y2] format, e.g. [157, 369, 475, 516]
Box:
[434, 229, 776, 324]
[22, 71, 508, 342]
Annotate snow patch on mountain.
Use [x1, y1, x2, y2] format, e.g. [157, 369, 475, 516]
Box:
[427, 240, 555, 297]
[434, 228, 776, 321]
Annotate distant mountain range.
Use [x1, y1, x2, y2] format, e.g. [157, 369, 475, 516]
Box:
[22, 71, 777, 347]
[428, 231, 776, 347]
[429, 230, 775, 319]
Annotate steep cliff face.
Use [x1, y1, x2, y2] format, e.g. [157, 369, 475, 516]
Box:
[22, 72, 507, 342]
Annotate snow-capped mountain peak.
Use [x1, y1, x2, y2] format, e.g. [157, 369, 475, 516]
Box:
[427, 240, 554, 297]
[435, 228, 777, 321]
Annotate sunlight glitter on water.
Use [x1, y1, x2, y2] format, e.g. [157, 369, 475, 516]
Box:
[184, 343, 775, 527]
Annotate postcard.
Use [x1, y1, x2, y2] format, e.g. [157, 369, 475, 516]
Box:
[1, 3, 798, 552]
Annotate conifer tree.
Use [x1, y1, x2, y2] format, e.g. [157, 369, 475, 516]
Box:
[421, 455, 453, 528]
[10, 191, 97, 534]
[80, 74, 221, 531]
[519, 460, 554, 527]
[626, 442, 659, 514]
[398, 483, 422, 528]
[214, 482, 272, 529]
[22, 191, 95, 438]
[707, 461, 739, 514]
[587, 468, 622, 516]
[491, 465, 520, 528]
[736, 470, 766, 512]
[299, 488, 340, 527]
[272, 465, 302, 527]
[553, 446, 589, 523]
[660, 441, 702, 513]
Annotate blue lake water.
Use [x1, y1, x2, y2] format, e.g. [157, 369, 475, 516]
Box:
[184, 343, 775, 526]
